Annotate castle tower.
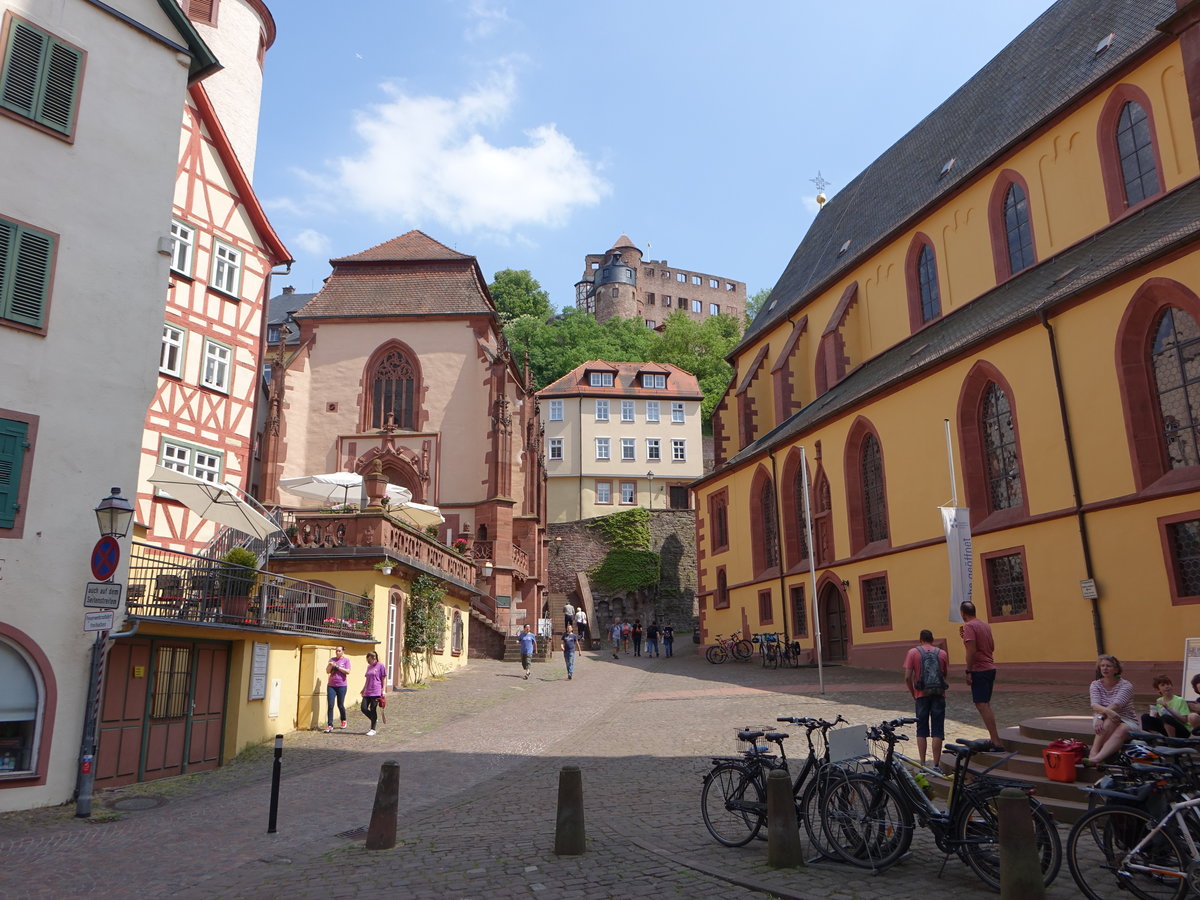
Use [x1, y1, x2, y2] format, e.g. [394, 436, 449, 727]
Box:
[576, 235, 643, 322]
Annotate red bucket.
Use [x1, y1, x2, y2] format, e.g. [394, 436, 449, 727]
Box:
[1043, 748, 1078, 783]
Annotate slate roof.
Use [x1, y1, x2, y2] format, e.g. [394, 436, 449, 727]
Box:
[538, 360, 703, 400]
[720, 177, 1200, 472]
[265, 290, 314, 344]
[294, 231, 495, 320]
[742, 0, 1177, 345]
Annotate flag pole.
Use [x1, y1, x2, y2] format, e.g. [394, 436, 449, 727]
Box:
[801, 447, 824, 694]
[944, 418, 958, 508]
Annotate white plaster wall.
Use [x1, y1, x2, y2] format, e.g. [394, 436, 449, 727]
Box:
[0, 0, 188, 811]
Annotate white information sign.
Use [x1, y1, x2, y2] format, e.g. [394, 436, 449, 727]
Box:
[84, 610, 115, 632]
[248, 642, 270, 701]
[84, 581, 123, 609]
[1080, 578, 1098, 600]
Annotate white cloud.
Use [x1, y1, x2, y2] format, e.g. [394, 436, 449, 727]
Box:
[298, 69, 608, 236]
[464, 0, 509, 41]
[293, 228, 331, 256]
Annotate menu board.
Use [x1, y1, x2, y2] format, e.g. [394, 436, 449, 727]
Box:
[248, 642, 269, 701]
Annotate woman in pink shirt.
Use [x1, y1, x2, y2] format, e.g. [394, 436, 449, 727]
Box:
[360, 651, 387, 736]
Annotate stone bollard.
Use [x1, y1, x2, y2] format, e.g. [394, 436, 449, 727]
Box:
[365, 760, 399, 850]
[997, 787, 1045, 899]
[766, 768, 805, 868]
[554, 765, 586, 855]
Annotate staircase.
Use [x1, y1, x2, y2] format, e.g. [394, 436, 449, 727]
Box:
[935, 715, 1098, 824]
[502, 634, 552, 663]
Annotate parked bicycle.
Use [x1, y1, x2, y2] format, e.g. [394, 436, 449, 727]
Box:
[754, 632, 782, 669]
[700, 715, 850, 853]
[819, 718, 1062, 890]
[705, 631, 753, 664]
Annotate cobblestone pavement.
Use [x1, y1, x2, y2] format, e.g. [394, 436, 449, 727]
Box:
[0, 648, 1116, 899]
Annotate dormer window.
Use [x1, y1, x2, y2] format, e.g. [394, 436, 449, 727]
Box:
[589, 372, 614, 387]
[641, 373, 666, 389]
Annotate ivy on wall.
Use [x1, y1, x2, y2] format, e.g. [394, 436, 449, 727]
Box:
[404, 574, 446, 655]
[589, 508, 660, 592]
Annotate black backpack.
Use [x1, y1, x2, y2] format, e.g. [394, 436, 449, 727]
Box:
[915, 646, 947, 696]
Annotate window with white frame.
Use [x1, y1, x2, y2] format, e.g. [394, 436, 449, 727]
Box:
[671, 402, 685, 423]
[548, 437, 563, 460]
[594, 399, 609, 421]
[161, 440, 223, 482]
[646, 401, 661, 422]
[548, 399, 563, 421]
[160, 324, 185, 376]
[672, 438, 687, 461]
[710, 303, 720, 316]
[710, 278, 719, 288]
[620, 482, 636, 504]
[645, 320, 656, 329]
[646, 438, 661, 461]
[621, 400, 635, 422]
[621, 437, 636, 460]
[595, 437, 610, 460]
[692, 275, 701, 285]
[642, 373, 666, 389]
[170, 220, 194, 276]
[692, 300, 702, 313]
[596, 481, 612, 504]
[202, 339, 231, 392]
[677, 272, 686, 283]
[589, 371, 614, 387]
[211, 240, 242, 297]
[663, 295, 672, 306]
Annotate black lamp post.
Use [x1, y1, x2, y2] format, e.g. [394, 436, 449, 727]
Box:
[94, 487, 134, 538]
[646, 471, 655, 510]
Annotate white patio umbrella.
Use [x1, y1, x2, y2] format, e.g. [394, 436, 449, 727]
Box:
[149, 465, 283, 540]
[279, 472, 444, 529]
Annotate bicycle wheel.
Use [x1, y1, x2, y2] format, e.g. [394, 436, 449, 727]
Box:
[955, 789, 1062, 890]
[1067, 805, 1188, 900]
[798, 765, 852, 861]
[705, 645, 727, 665]
[701, 763, 765, 847]
[820, 772, 913, 870]
[732, 639, 754, 661]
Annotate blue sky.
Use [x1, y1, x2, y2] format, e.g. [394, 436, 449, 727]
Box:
[254, 0, 1057, 309]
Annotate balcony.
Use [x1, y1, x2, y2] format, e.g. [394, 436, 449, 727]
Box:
[470, 539, 529, 581]
[127, 542, 375, 642]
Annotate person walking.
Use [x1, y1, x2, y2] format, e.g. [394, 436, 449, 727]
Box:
[959, 601, 1003, 749]
[632, 620, 644, 656]
[563, 601, 575, 632]
[325, 646, 350, 733]
[610, 621, 622, 659]
[662, 622, 675, 657]
[646, 621, 660, 657]
[360, 651, 387, 736]
[562, 624, 580, 680]
[575, 607, 588, 647]
[621, 620, 632, 653]
[517, 624, 537, 680]
[903, 629, 949, 771]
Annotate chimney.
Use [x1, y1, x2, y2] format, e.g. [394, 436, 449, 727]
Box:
[282, 285, 295, 294]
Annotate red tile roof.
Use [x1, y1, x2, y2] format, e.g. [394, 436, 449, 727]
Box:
[332, 230, 472, 263]
[538, 360, 702, 399]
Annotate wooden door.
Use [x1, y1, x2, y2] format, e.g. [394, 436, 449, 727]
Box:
[819, 585, 849, 662]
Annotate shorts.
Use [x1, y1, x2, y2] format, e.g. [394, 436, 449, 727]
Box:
[914, 694, 946, 739]
[969, 668, 996, 704]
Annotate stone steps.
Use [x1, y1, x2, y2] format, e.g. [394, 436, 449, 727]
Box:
[501, 635, 552, 663]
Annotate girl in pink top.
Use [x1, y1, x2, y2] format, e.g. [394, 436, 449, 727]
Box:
[360, 651, 387, 736]
[1087, 654, 1136, 765]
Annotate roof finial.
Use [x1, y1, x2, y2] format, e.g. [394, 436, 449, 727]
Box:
[810, 171, 830, 210]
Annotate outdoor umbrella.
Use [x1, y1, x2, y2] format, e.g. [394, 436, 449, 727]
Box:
[279, 473, 445, 529]
[148, 465, 283, 540]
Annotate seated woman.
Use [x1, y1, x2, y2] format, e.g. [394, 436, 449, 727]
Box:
[1087, 654, 1136, 765]
[1141, 673, 1192, 738]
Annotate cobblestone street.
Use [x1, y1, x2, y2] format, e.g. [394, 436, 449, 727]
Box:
[0, 647, 1101, 898]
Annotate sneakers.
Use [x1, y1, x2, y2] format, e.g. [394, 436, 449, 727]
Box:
[324, 725, 333, 733]
[524, 671, 529, 680]
[366, 730, 376, 736]
[340, 721, 348, 729]
[568, 674, 572, 680]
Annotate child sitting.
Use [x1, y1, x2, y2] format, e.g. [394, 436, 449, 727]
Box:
[1141, 673, 1194, 738]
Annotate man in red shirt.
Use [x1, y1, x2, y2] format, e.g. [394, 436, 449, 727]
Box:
[903, 629, 949, 770]
[960, 601, 1003, 750]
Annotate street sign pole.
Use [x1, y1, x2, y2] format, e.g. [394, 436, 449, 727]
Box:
[75, 629, 107, 817]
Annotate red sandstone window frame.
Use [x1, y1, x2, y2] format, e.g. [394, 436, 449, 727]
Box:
[904, 233, 942, 332]
[594, 480, 612, 505]
[708, 488, 729, 553]
[956, 361, 1030, 530]
[758, 588, 773, 625]
[779, 447, 811, 572]
[987, 169, 1038, 283]
[1097, 84, 1164, 221]
[715, 567, 730, 609]
[858, 571, 892, 633]
[980, 546, 1034, 622]
[1158, 510, 1200, 606]
[749, 466, 781, 578]
[790, 584, 808, 637]
[844, 417, 891, 556]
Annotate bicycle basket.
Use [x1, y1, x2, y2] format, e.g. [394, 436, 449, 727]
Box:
[735, 728, 774, 755]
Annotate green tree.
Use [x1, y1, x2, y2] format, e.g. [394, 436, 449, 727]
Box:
[488, 269, 552, 323]
[745, 287, 772, 325]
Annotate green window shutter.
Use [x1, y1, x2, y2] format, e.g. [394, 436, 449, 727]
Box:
[0, 20, 82, 135]
[0, 418, 28, 529]
[0, 218, 53, 328]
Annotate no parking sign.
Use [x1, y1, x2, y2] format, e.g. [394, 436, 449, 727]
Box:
[91, 537, 120, 581]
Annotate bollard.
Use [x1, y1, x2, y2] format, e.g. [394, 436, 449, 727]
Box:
[996, 787, 1046, 900]
[267, 734, 283, 834]
[554, 765, 586, 855]
[766, 768, 805, 868]
[365, 760, 400, 850]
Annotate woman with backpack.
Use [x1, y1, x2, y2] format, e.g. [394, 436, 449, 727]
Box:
[903, 629, 949, 773]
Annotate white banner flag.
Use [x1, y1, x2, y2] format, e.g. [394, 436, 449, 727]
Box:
[940, 507, 972, 623]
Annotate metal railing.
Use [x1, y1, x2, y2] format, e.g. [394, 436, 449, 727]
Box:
[127, 542, 375, 641]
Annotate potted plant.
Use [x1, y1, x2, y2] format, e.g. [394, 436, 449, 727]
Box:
[285, 524, 299, 546]
[374, 558, 396, 575]
[425, 524, 440, 539]
[218, 547, 260, 623]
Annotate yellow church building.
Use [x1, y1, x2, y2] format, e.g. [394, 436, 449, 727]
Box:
[694, 0, 1200, 683]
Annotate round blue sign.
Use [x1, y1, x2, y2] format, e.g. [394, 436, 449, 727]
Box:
[91, 536, 120, 581]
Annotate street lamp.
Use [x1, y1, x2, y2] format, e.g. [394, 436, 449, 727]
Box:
[94, 487, 134, 538]
[646, 471, 655, 510]
[481, 561, 494, 578]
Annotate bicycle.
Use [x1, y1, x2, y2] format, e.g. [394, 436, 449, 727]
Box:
[700, 715, 850, 852]
[819, 718, 1062, 890]
[754, 632, 782, 669]
[1067, 740, 1200, 898]
[705, 631, 753, 664]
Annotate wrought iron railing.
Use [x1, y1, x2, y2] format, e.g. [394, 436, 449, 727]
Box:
[127, 542, 375, 641]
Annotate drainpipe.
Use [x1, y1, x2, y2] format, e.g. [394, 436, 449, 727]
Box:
[1038, 309, 1105, 655]
[578, 396, 584, 521]
[769, 451, 790, 642]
